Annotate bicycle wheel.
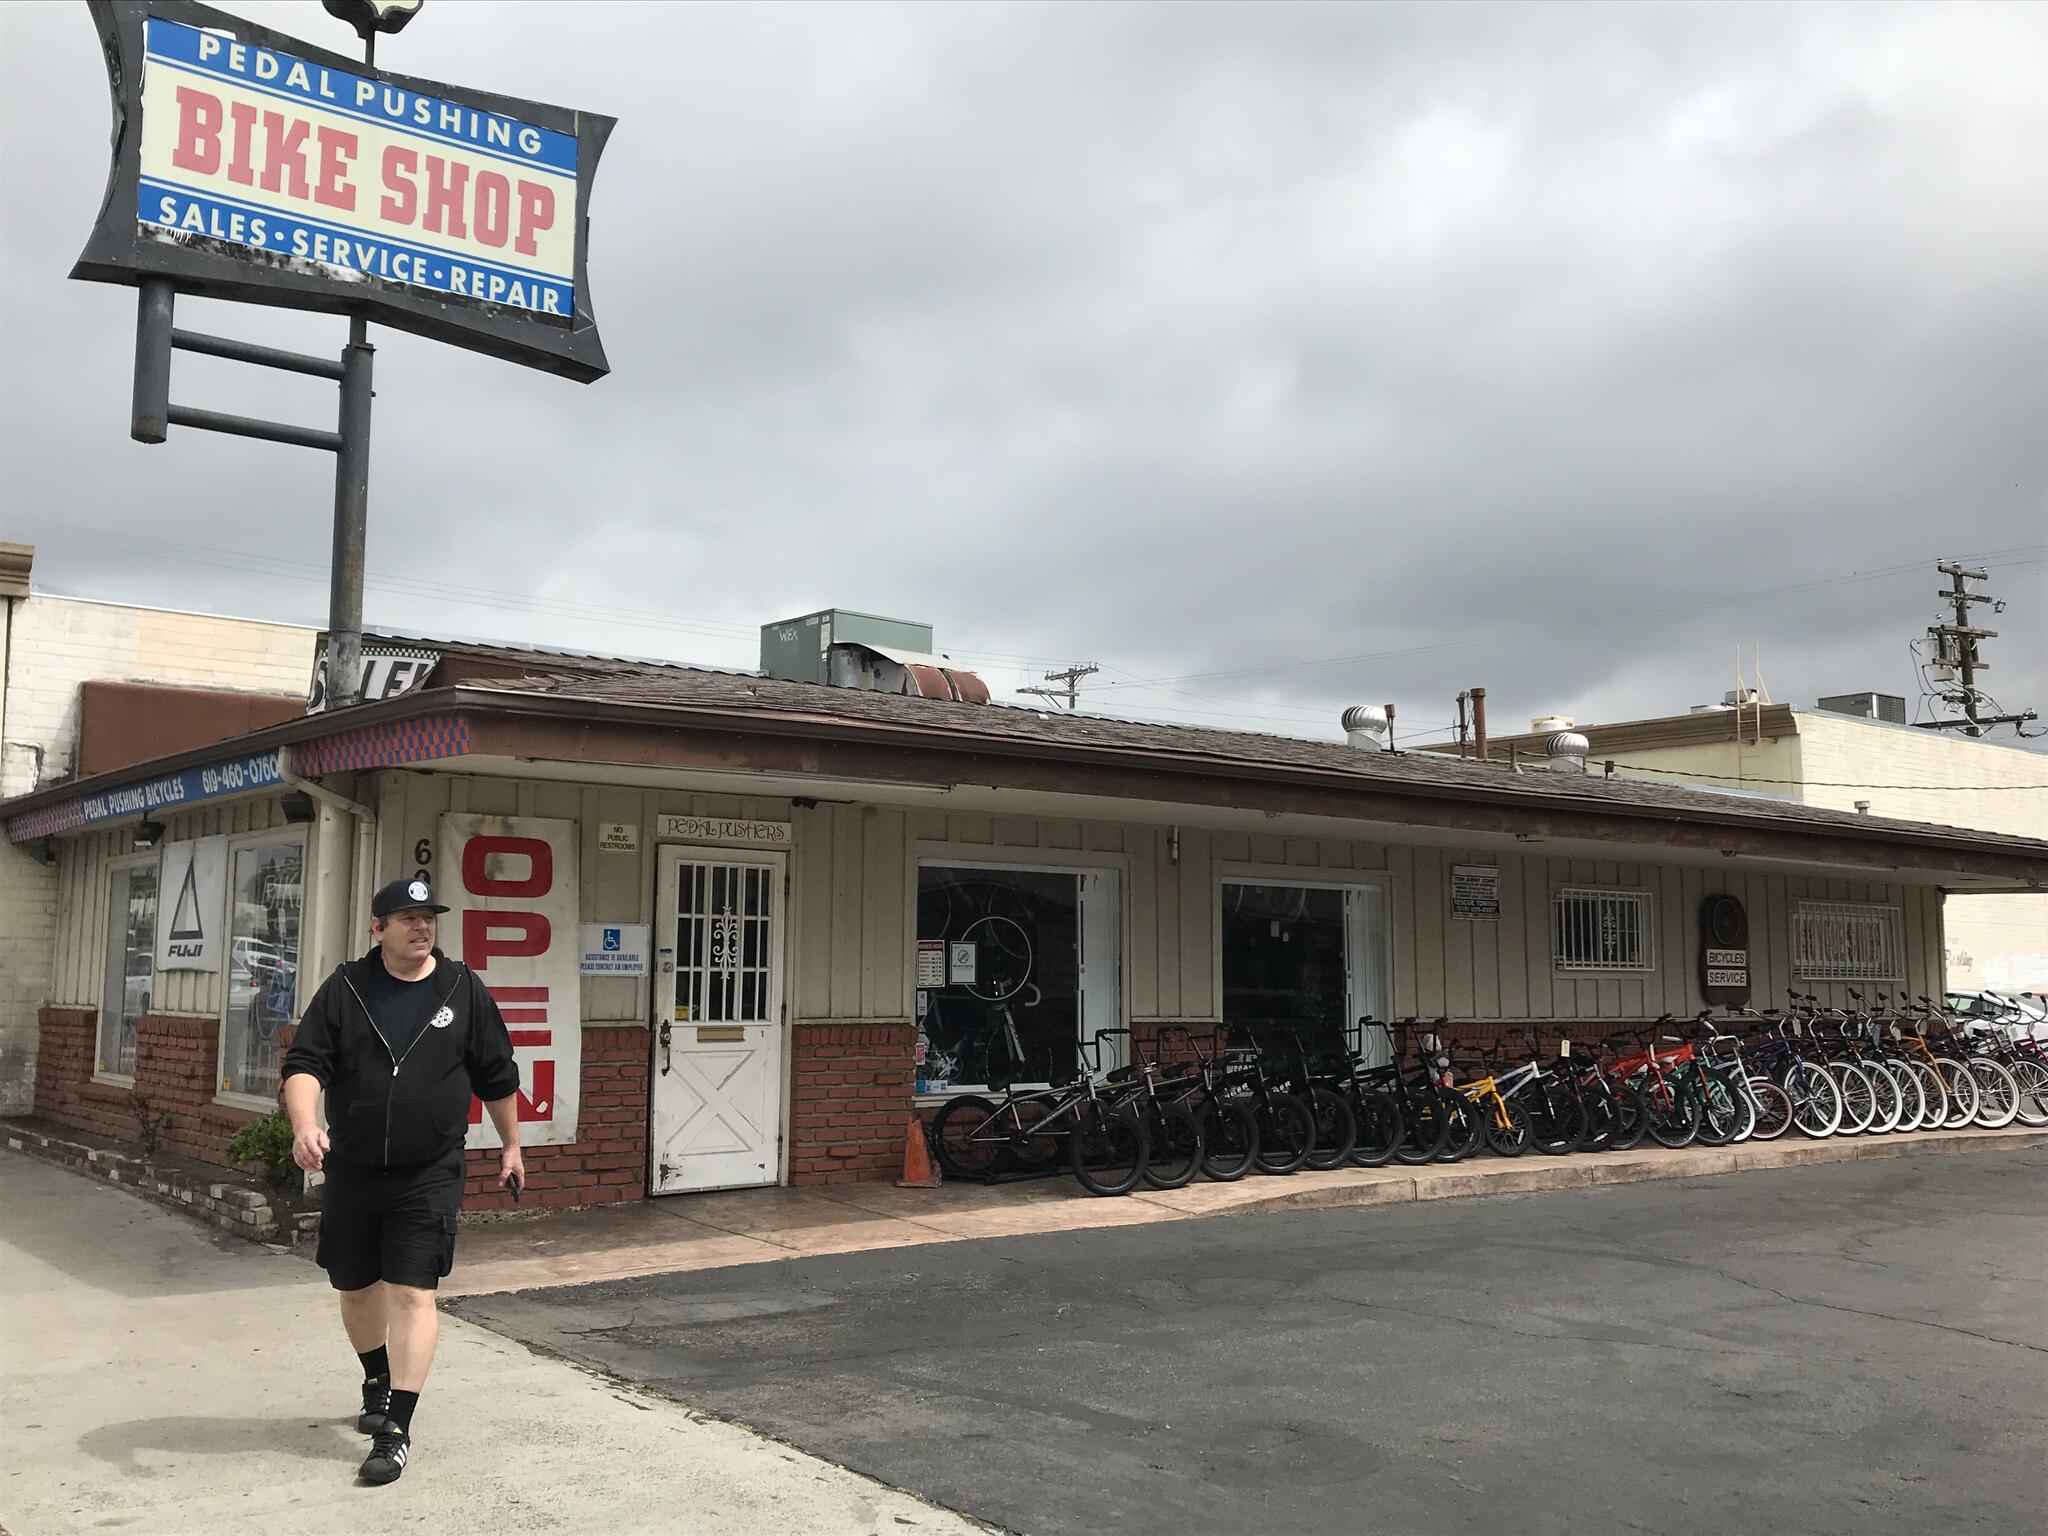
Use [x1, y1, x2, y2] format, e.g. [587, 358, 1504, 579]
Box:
[1745, 1076, 1795, 1141]
[1884, 1061, 1925, 1133]
[1009, 1097, 1065, 1170]
[1831, 1063, 1876, 1135]
[2008, 1058, 2048, 1129]
[1348, 1089, 1406, 1168]
[1303, 1087, 1358, 1171]
[1251, 1093, 1316, 1175]
[931, 1095, 1002, 1179]
[1393, 1087, 1453, 1165]
[1862, 1061, 1903, 1134]
[1782, 1065, 1842, 1138]
[1069, 1102, 1149, 1196]
[1903, 1059, 1948, 1130]
[1643, 1079, 1701, 1149]
[1437, 1092, 1488, 1163]
[1719, 1069, 1757, 1143]
[1934, 1057, 1981, 1129]
[1140, 1102, 1204, 1190]
[1968, 1058, 2022, 1129]
[1483, 1094, 1529, 1157]
[1607, 1080, 1650, 1152]
[1526, 1086, 1586, 1156]
[1692, 1071, 1745, 1147]
[1196, 1099, 1260, 1182]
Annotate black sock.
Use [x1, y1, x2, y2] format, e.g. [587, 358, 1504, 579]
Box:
[358, 1346, 390, 1384]
[385, 1390, 419, 1435]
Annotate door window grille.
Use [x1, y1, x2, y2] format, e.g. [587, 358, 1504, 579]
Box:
[675, 862, 775, 1023]
[1792, 901, 1902, 980]
[1552, 887, 1655, 973]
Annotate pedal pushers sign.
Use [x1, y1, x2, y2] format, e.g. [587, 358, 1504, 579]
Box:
[441, 814, 581, 1147]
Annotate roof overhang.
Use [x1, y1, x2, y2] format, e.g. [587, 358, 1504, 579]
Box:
[6, 685, 2044, 892]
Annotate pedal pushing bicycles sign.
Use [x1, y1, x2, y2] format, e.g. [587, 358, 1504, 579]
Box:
[73, 0, 614, 381]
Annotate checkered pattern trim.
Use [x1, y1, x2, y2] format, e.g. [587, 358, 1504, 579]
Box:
[292, 714, 470, 776]
[5, 799, 85, 842]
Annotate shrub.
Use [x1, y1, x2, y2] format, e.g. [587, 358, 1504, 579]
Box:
[228, 1111, 300, 1195]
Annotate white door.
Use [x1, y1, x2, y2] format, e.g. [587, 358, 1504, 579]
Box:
[649, 848, 786, 1194]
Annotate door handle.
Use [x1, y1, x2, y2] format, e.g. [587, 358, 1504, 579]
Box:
[658, 1020, 672, 1075]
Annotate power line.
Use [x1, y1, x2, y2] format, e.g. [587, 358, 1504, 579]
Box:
[1609, 761, 2048, 791]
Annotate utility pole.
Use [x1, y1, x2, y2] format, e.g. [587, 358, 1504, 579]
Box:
[1020, 664, 1100, 711]
[1917, 561, 2037, 736]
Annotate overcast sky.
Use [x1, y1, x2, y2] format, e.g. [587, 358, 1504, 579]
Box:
[3, 0, 2042, 748]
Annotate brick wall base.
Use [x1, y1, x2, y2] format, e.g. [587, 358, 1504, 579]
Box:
[789, 1022, 916, 1185]
[461, 1025, 650, 1212]
[32, 1006, 262, 1167]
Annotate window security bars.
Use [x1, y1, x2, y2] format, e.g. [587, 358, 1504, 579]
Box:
[1792, 901, 1903, 981]
[1553, 888, 1656, 973]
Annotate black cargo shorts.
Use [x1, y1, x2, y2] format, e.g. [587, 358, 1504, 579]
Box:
[315, 1147, 466, 1292]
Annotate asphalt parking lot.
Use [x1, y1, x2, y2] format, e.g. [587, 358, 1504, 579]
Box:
[454, 1147, 2048, 1536]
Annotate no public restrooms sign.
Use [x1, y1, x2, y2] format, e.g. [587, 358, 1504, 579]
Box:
[440, 814, 581, 1148]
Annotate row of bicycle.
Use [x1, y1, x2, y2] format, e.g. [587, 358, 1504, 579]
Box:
[928, 992, 2048, 1196]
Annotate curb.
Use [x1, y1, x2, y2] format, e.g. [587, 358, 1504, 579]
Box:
[1162, 1125, 2048, 1223]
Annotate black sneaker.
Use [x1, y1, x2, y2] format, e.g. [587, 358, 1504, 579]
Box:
[356, 1376, 391, 1434]
[358, 1426, 411, 1485]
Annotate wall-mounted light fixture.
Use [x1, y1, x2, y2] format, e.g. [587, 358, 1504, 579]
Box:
[132, 820, 164, 850]
[279, 790, 317, 824]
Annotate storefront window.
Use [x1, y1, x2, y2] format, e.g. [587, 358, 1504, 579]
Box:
[1220, 881, 1389, 1057]
[915, 865, 1094, 1091]
[220, 840, 303, 1101]
[98, 861, 157, 1079]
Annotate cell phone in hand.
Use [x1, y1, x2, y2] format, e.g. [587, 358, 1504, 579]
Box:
[508, 1171, 522, 1203]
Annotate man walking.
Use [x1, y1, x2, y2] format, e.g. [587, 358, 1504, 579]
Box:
[281, 877, 524, 1486]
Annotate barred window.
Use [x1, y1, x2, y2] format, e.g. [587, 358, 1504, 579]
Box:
[1553, 887, 1656, 973]
[1792, 901, 1902, 981]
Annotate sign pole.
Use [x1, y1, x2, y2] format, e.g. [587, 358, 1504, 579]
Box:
[325, 27, 378, 710]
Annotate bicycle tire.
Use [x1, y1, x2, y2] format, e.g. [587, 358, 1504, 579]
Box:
[1692, 1071, 1744, 1147]
[1141, 1102, 1204, 1190]
[1196, 1098, 1261, 1182]
[931, 1095, 1003, 1180]
[1781, 1064, 1842, 1138]
[1643, 1078, 1701, 1149]
[1830, 1063, 1876, 1136]
[1069, 1102, 1149, 1196]
[1882, 1061, 1924, 1133]
[1251, 1093, 1316, 1175]
[1303, 1087, 1358, 1171]
[1902, 1058, 1948, 1131]
[1392, 1087, 1453, 1164]
[1862, 1061, 1904, 1135]
[2008, 1058, 2048, 1128]
[1967, 1057, 2022, 1129]
[1526, 1086, 1585, 1156]
[1934, 1057, 1981, 1128]
[1607, 1080, 1650, 1151]
[1348, 1089, 1406, 1168]
[1437, 1092, 1488, 1163]
[1480, 1094, 1528, 1157]
[1744, 1075, 1795, 1141]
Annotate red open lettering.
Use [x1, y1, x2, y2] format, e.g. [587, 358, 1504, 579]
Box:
[463, 910, 549, 969]
[461, 835, 553, 897]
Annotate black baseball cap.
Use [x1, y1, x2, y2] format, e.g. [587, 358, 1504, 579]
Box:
[372, 877, 449, 918]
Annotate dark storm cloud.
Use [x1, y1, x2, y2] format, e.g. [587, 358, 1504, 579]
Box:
[2, 1, 2041, 744]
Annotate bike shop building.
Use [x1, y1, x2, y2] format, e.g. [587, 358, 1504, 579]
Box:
[6, 612, 2043, 1209]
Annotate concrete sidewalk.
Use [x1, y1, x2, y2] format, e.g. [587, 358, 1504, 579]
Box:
[0, 1151, 984, 1536]
[442, 1123, 2048, 1296]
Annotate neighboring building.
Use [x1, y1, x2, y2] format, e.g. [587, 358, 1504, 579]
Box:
[4, 616, 2042, 1211]
[1441, 694, 2048, 996]
[0, 550, 314, 1112]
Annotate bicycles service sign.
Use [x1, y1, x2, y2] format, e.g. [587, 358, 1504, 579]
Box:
[74, 0, 613, 381]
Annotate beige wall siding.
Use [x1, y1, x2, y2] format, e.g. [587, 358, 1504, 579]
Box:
[53, 794, 300, 1018]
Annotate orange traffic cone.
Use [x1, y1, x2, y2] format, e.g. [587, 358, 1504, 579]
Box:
[896, 1113, 942, 1189]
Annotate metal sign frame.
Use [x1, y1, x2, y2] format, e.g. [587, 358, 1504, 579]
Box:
[72, 0, 614, 382]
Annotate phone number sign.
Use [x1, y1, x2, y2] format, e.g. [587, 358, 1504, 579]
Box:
[78, 747, 284, 825]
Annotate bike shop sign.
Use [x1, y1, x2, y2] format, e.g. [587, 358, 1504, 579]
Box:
[74, 0, 614, 381]
[78, 747, 285, 825]
[441, 813, 581, 1147]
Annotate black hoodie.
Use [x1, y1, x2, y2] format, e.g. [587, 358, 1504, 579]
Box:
[282, 946, 523, 1167]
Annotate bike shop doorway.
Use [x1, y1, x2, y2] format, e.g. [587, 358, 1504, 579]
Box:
[649, 846, 788, 1194]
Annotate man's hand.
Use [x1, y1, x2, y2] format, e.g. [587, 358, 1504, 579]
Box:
[498, 1143, 525, 1192]
[292, 1123, 329, 1172]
